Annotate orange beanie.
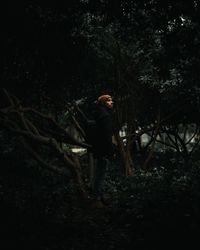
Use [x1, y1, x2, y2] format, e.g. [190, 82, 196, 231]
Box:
[97, 94, 112, 103]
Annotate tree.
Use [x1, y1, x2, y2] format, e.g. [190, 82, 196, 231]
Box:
[0, 90, 91, 199]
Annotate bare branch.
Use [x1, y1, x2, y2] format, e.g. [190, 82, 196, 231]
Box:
[21, 138, 68, 175]
[3, 88, 15, 106]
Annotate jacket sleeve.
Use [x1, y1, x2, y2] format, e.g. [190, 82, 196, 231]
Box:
[98, 114, 114, 157]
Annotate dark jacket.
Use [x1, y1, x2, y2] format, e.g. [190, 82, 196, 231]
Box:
[92, 104, 114, 158]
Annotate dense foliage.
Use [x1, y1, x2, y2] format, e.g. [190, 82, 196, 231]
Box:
[1, 0, 200, 249]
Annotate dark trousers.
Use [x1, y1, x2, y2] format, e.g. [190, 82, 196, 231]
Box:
[92, 156, 109, 200]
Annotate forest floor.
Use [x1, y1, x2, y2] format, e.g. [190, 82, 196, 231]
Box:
[0, 162, 200, 250]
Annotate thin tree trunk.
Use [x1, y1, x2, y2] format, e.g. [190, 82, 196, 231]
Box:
[114, 133, 134, 176]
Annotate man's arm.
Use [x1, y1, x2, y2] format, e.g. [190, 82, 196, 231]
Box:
[99, 114, 114, 157]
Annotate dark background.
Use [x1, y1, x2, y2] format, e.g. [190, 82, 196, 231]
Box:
[1, 1, 200, 249]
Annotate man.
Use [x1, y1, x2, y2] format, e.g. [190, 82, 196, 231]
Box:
[90, 94, 114, 208]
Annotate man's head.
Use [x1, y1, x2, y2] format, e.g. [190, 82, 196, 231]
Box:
[97, 94, 113, 109]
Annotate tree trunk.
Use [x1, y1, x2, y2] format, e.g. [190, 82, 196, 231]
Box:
[114, 132, 134, 176]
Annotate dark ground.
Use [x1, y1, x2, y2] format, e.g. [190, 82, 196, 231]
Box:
[0, 158, 200, 250]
